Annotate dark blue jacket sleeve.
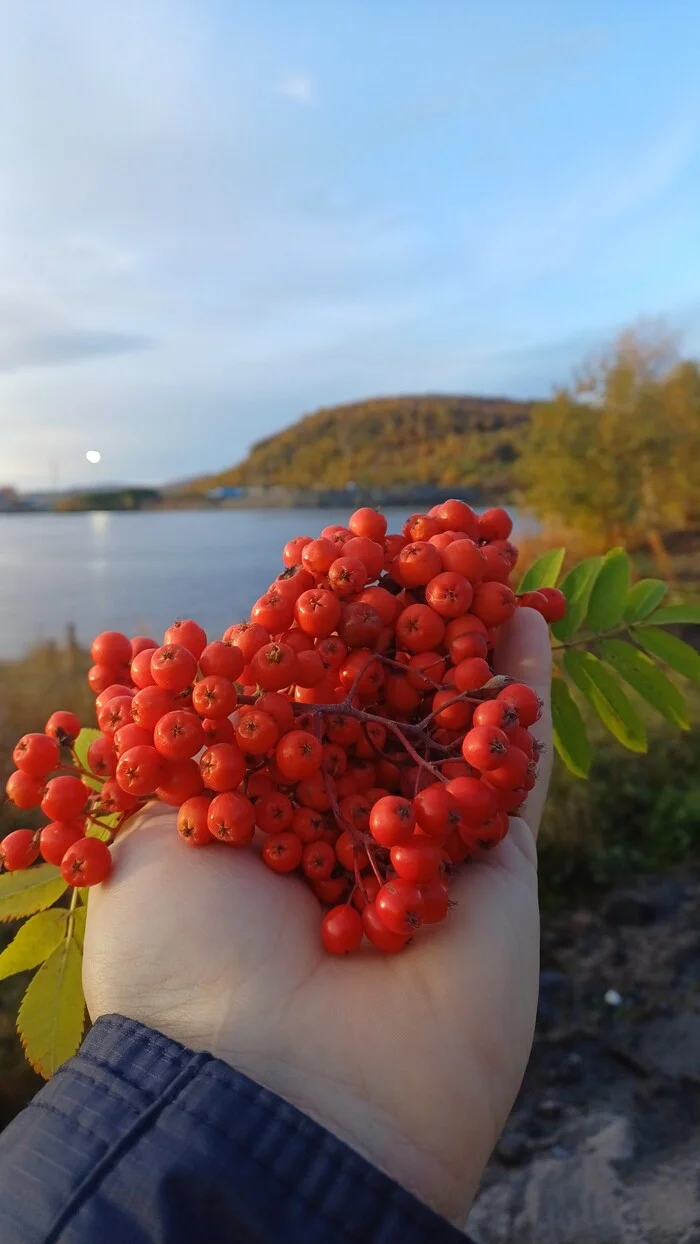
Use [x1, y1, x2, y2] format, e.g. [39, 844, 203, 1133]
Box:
[0, 1014, 471, 1244]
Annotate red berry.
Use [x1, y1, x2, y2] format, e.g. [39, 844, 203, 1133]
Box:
[431, 689, 472, 730]
[497, 682, 543, 728]
[453, 657, 491, 692]
[338, 602, 382, 650]
[431, 499, 480, 540]
[425, 571, 473, 618]
[164, 619, 207, 660]
[44, 711, 81, 745]
[97, 695, 134, 738]
[177, 795, 213, 846]
[199, 743, 246, 792]
[151, 644, 197, 693]
[262, 831, 303, 874]
[131, 686, 175, 730]
[115, 746, 164, 797]
[251, 589, 295, 633]
[376, 879, 425, 935]
[130, 648, 158, 688]
[395, 604, 445, 653]
[292, 806, 327, 842]
[250, 642, 298, 692]
[94, 779, 139, 815]
[6, 770, 44, 809]
[275, 731, 322, 780]
[471, 582, 517, 628]
[321, 904, 363, 954]
[295, 589, 342, 639]
[60, 837, 112, 887]
[517, 591, 548, 612]
[449, 631, 488, 663]
[255, 791, 294, 833]
[420, 878, 450, 924]
[41, 775, 89, 821]
[301, 537, 337, 576]
[446, 776, 498, 828]
[396, 542, 443, 589]
[302, 840, 336, 882]
[153, 710, 205, 761]
[235, 710, 279, 756]
[130, 635, 158, 658]
[156, 758, 204, 805]
[536, 587, 567, 624]
[192, 675, 238, 719]
[369, 795, 415, 847]
[1, 829, 39, 871]
[362, 902, 408, 952]
[485, 746, 530, 791]
[348, 508, 387, 542]
[223, 622, 269, 662]
[390, 838, 444, 883]
[461, 725, 509, 771]
[478, 507, 513, 542]
[413, 782, 460, 839]
[294, 649, 326, 688]
[283, 535, 312, 568]
[113, 724, 152, 757]
[473, 699, 517, 730]
[341, 536, 384, 581]
[90, 631, 132, 668]
[12, 733, 59, 779]
[39, 821, 85, 866]
[88, 665, 124, 696]
[207, 791, 256, 845]
[199, 641, 245, 682]
[441, 539, 487, 583]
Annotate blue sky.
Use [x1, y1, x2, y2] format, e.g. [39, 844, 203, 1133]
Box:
[1, 1, 699, 489]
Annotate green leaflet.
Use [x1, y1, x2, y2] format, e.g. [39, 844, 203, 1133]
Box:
[645, 603, 700, 626]
[73, 728, 104, 793]
[0, 865, 68, 923]
[596, 639, 689, 729]
[17, 939, 85, 1079]
[634, 627, 700, 683]
[0, 909, 69, 981]
[623, 579, 667, 624]
[551, 556, 603, 641]
[517, 548, 565, 593]
[551, 678, 591, 777]
[563, 650, 647, 752]
[585, 548, 630, 632]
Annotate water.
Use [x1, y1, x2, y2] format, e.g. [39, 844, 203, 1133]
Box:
[0, 508, 537, 659]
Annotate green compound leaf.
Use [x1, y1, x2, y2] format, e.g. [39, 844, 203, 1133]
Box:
[563, 650, 647, 753]
[644, 603, 700, 627]
[551, 556, 603, 641]
[0, 909, 69, 981]
[624, 579, 667, 624]
[634, 627, 700, 683]
[596, 639, 689, 730]
[517, 547, 565, 594]
[17, 938, 85, 1079]
[0, 865, 68, 924]
[73, 728, 103, 793]
[551, 678, 591, 778]
[585, 548, 630, 633]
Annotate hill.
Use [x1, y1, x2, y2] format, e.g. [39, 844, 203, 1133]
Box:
[192, 394, 533, 498]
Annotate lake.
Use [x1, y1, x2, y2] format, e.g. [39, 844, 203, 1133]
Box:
[0, 508, 538, 659]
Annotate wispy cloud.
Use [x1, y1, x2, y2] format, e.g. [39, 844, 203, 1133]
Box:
[0, 298, 153, 373]
[278, 72, 315, 105]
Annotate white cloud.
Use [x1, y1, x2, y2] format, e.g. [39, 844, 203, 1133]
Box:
[278, 72, 315, 104]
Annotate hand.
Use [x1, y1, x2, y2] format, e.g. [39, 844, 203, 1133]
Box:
[83, 608, 552, 1225]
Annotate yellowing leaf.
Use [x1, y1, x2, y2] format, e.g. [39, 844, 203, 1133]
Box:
[624, 579, 667, 624]
[0, 909, 68, 981]
[551, 678, 590, 777]
[586, 548, 630, 632]
[0, 865, 68, 923]
[597, 639, 689, 730]
[517, 548, 565, 593]
[17, 939, 85, 1079]
[635, 627, 700, 683]
[563, 650, 647, 753]
[551, 556, 603, 641]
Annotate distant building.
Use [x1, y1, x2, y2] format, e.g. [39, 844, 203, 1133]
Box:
[0, 486, 20, 512]
[207, 486, 245, 501]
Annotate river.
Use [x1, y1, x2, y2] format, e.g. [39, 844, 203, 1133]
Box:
[0, 508, 537, 659]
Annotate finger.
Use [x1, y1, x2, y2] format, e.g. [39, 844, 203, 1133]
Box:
[493, 607, 552, 839]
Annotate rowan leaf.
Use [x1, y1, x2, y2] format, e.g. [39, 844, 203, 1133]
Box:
[596, 639, 689, 730]
[551, 678, 590, 777]
[517, 548, 565, 593]
[17, 939, 85, 1078]
[551, 556, 603, 641]
[634, 627, 700, 683]
[563, 650, 647, 752]
[0, 910, 69, 981]
[585, 548, 630, 633]
[71, 904, 87, 951]
[644, 603, 700, 626]
[73, 728, 103, 793]
[624, 579, 667, 624]
[0, 865, 68, 923]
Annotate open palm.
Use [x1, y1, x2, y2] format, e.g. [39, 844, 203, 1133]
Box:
[83, 608, 552, 1225]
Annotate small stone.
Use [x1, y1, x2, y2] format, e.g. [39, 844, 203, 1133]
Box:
[495, 1132, 531, 1166]
[605, 989, 623, 1007]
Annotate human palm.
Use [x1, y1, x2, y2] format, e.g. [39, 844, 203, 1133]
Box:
[83, 609, 552, 1225]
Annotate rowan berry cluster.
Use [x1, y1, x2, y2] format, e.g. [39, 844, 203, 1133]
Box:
[2, 501, 565, 954]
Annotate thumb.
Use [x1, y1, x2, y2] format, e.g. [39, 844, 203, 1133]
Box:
[492, 607, 553, 838]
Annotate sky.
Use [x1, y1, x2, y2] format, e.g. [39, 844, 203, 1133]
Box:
[1, 1, 700, 490]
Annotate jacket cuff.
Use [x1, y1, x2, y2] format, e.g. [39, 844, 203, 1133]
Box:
[1, 1014, 470, 1244]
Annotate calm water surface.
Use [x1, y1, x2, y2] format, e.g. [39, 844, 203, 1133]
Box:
[0, 508, 537, 659]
